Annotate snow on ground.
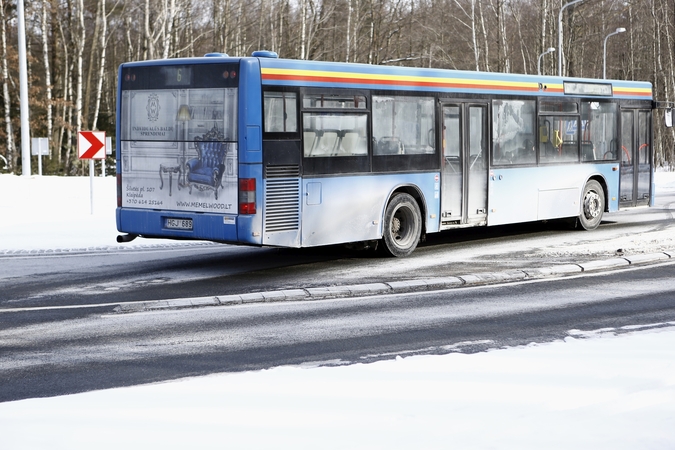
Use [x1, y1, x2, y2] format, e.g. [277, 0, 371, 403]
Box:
[0, 326, 674, 449]
[1, 172, 675, 448]
[0, 174, 197, 252]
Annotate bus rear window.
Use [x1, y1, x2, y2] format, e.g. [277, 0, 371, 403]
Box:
[120, 88, 238, 142]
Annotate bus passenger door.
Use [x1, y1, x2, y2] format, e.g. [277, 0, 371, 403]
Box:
[440, 103, 488, 228]
[620, 109, 652, 207]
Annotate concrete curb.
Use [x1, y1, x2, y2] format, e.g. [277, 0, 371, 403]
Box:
[113, 250, 675, 314]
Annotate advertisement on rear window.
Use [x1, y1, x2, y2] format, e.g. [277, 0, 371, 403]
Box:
[119, 88, 238, 214]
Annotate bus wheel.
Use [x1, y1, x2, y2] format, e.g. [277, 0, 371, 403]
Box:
[578, 180, 604, 230]
[382, 193, 422, 257]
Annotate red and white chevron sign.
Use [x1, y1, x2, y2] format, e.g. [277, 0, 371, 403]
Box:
[78, 131, 106, 160]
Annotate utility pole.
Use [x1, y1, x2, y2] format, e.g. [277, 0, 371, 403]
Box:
[17, 0, 31, 175]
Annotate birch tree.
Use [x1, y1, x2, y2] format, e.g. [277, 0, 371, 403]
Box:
[91, 0, 109, 131]
[0, 0, 14, 171]
[40, 0, 53, 154]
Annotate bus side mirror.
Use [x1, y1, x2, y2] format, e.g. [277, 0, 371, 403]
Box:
[666, 108, 673, 128]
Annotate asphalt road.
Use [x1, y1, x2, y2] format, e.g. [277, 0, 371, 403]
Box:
[1, 259, 674, 403]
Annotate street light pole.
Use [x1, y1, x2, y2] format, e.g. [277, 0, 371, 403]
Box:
[603, 27, 626, 79]
[17, 0, 31, 176]
[538, 47, 556, 75]
[558, 0, 585, 77]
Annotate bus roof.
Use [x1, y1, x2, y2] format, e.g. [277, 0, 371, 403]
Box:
[120, 55, 653, 100]
[258, 57, 652, 100]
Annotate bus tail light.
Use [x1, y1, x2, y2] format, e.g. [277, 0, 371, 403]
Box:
[239, 178, 256, 214]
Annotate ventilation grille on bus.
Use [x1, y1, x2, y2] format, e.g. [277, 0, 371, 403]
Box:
[265, 165, 301, 178]
[264, 166, 300, 233]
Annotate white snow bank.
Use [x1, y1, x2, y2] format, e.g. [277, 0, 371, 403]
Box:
[0, 325, 674, 449]
[0, 174, 191, 251]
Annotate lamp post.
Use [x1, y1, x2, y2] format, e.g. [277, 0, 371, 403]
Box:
[603, 27, 626, 79]
[558, 0, 585, 77]
[538, 47, 556, 75]
[17, 0, 31, 175]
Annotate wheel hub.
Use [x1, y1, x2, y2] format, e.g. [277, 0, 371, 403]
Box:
[584, 191, 601, 218]
[391, 217, 401, 235]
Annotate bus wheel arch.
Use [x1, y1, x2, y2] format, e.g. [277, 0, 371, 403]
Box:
[381, 188, 424, 257]
[578, 178, 606, 230]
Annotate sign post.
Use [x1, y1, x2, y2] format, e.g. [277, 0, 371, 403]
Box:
[31, 138, 49, 176]
[78, 131, 106, 215]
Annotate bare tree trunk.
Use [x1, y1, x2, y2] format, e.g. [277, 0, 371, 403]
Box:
[540, 0, 547, 52]
[162, 0, 176, 58]
[661, 0, 675, 167]
[60, 8, 74, 171]
[223, 0, 232, 53]
[91, 0, 108, 131]
[185, 1, 195, 57]
[628, 3, 635, 80]
[144, 0, 155, 59]
[125, 16, 134, 61]
[368, 0, 376, 64]
[510, 3, 528, 74]
[300, 0, 307, 59]
[651, 0, 664, 166]
[235, 0, 243, 56]
[213, 0, 222, 51]
[471, 0, 479, 71]
[0, 0, 14, 171]
[258, 0, 265, 51]
[478, 0, 490, 71]
[277, 0, 283, 54]
[450, 0, 480, 71]
[269, 0, 277, 53]
[83, 0, 103, 131]
[346, 0, 352, 62]
[41, 0, 53, 156]
[75, 0, 85, 137]
[490, 0, 510, 73]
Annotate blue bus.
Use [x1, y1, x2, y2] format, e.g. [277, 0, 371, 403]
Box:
[116, 51, 657, 256]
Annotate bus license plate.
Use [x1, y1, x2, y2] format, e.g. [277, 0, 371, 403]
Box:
[165, 218, 193, 230]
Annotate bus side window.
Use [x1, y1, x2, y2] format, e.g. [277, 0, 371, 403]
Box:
[492, 99, 536, 165]
[539, 116, 579, 163]
[372, 96, 435, 156]
[581, 101, 618, 161]
[264, 91, 298, 134]
[303, 114, 368, 157]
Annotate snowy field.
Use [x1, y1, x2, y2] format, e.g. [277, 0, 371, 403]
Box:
[0, 172, 674, 448]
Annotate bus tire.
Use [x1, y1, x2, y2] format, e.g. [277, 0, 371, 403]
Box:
[382, 193, 422, 257]
[578, 180, 604, 230]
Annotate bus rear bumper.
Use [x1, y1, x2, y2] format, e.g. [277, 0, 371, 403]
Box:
[116, 208, 257, 244]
